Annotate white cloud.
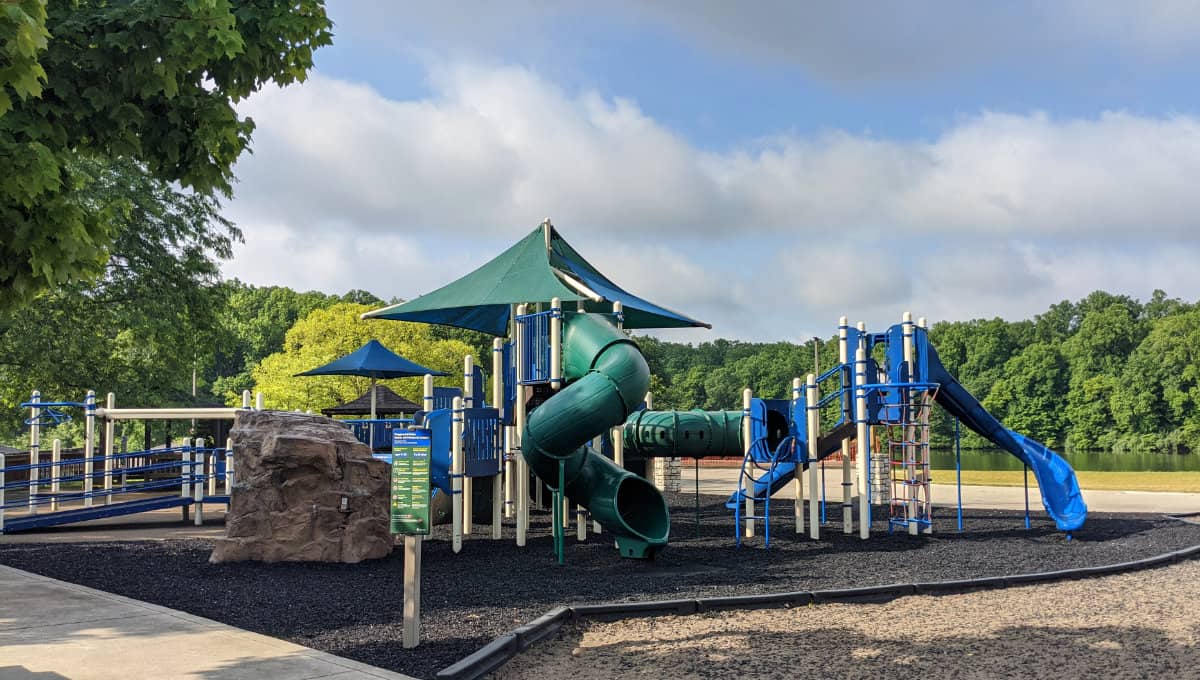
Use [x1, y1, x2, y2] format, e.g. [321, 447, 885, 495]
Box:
[224, 64, 1200, 340]
[234, 70, 1200, 241]
[615, 1, 1200, 83]
[338, 3, 1200, 85]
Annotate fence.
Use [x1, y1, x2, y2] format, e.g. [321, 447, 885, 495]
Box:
[0, 442, 232, 533]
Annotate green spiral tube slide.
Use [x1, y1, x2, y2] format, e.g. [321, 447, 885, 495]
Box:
[521, 313, 671, 559]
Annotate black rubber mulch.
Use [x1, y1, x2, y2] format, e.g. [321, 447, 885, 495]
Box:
[2, 494, 1198, 679]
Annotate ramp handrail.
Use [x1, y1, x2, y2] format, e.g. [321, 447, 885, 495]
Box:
[0, 445, 231, 532]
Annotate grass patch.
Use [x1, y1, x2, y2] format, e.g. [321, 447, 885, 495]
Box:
[929, 469, 1200, 493]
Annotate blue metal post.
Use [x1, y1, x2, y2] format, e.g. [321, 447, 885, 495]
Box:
[1023, 464, 1031, 530]
[555, 459, 565, 565]
[820, 457, 826, 524]
[955, 418, 963, 532]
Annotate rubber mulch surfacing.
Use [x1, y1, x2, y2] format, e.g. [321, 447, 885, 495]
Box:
[2, 494, 1198, 679]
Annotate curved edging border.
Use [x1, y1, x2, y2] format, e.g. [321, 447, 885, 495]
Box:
[435, 543, 1200, 680]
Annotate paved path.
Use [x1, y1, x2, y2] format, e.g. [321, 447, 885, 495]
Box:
[0, 565, 416, 680]
[689, 467, 1200, 514]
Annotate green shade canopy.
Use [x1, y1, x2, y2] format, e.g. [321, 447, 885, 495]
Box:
[363, 223, 710, 335]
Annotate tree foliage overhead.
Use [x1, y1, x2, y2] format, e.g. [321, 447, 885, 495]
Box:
[0, 0, 332, 308]
[0, 157, 241, 437]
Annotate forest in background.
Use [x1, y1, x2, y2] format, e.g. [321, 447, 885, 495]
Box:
[639, 289, 1199, 453]
[3, 254, 1197, 454]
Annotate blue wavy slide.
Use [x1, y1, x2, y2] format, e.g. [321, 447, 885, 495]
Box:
[926, 345, 1087, 531]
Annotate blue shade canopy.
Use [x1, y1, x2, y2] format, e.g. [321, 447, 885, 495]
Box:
[362, 223, 710, 336]
[295, 340, 448, 379]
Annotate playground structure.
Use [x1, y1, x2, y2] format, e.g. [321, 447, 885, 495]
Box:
[672, 312, 1092, 545]
[363, 221, 1089, 560]
[2, 222, 1088, 561]
[0, 390, 264, 533]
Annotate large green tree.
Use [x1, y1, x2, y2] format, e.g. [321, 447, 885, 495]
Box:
[983, 342, 1070, 445]
[210, 281, 346, 401]
[0, 0, 331, 308]
[251, 303, 477, 413]
[1110, 311, 1200, 452]
[0, 157, 240, 441]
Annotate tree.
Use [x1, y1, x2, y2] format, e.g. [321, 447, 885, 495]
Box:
[1145, 289, 1193, 320]
[0, 1, 332, 308]
[211, 282, 343, 401]
[0, 1, 49, 115]
[983, 343, 1070, 446]
[251, 304, 477, 413]
[1111, 311, 1200, 452]
[1061, 303, 1144, 380]
[1033, 299, 1076, 343]
[0, 157, 240, 440]
[1063, 374, 1120, 450]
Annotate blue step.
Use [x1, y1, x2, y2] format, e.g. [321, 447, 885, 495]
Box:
[1, 495, 194, 533]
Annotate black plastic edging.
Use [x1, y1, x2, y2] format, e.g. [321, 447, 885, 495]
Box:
[571, 597, 698, 621]
[913, 574, 1010, 593]
[435, 543, 1200, 680]
[695, 590, 813, 611]
[810, 582, 916, 603]
[512, 606, 570, 650]
[436, 633, 517, 680]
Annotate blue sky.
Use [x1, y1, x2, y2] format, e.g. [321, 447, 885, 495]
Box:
[223, 2, 1200, 341]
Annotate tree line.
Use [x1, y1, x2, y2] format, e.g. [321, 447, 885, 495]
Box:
[4, 224, 1195, 453]
[638, 290, 1199, 453]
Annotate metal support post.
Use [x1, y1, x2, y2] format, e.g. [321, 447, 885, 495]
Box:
[28, 391, 40, 514]
[193, 437, 205, 526]
[451, 397, 464, 553]
[741, 388, 754, 538]
[855, 346, 870, 539]
[514, 305, 528, 547]
[84, 390, 95, 508]
[806, 375, 820, 540]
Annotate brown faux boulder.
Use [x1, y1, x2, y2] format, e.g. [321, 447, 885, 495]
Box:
[210, 410, 393, 564]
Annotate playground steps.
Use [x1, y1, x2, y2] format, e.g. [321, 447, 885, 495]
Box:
[1, 495, 197, 533]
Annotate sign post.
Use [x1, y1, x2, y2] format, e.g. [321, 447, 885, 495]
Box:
[391, 429, 432, 649]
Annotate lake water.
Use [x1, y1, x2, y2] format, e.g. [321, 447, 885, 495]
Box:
[930, 448, 1200, 472]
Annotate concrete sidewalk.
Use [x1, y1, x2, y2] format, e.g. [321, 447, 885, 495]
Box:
[0, 565, 416, 680]
[689, 467, 1200, 514]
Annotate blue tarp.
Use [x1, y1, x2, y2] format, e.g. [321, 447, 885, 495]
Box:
[296, 340, 448, 379]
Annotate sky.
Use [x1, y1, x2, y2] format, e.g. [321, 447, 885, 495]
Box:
[221, 2, 1200, 342]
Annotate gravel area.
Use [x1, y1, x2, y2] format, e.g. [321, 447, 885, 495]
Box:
[495, 558, 1200, 679]
[1, 493, 1198, 679]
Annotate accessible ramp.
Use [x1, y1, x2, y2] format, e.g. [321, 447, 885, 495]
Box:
[521, 313, 670, 558]
[925, 344, 1087, 531]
